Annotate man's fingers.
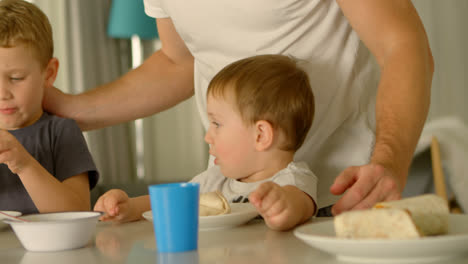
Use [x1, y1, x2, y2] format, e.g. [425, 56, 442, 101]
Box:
[349, 186, 384, 211]
[331, 165, 381, 215]
[331, 164, 401, 215]
[330, 166, 359, 195]
[353, 169, 401, 210]
[350, 177, 401, 211]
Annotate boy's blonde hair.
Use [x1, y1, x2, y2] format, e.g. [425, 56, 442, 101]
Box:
[208, 54, 315, 151]
[0, 0, 53, 68]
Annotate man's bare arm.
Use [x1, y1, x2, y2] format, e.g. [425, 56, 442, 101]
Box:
[43, 18, 195, 131]
[332, 0, 434, 214]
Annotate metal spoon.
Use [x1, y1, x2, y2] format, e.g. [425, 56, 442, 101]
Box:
[0, 211, 29, 222]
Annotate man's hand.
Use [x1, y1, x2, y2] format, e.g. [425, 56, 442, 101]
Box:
[330, 163, 402, 215]
[42, 86, 71, 118]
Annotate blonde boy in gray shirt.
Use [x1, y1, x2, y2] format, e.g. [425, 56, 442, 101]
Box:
[95, 54, 317, 230]
[0, 0, 98, 214]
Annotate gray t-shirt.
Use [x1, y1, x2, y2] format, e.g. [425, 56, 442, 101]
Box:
[0, 112, 99, 214]
[190, 161, 317, 205]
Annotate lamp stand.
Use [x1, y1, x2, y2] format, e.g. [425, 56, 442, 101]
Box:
[131, 35, 145, 180]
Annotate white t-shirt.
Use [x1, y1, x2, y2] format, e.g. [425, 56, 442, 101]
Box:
[144, 0, 380, 208]
[190, 162, 317, 205]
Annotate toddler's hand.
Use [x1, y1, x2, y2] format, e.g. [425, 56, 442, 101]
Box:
[249, 182, 294, 230]
[94, 189, 132, 223]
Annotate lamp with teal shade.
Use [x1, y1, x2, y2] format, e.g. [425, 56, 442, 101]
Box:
[107, 0, 159, 180]
[107, 0, 158, 40]
[107, 0, 159, 68]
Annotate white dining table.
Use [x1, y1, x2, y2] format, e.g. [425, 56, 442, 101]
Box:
[1, 217, 468, 264]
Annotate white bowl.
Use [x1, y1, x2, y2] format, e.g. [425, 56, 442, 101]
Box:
[0, 211, 22, 229]
[4, 211, 102, 252]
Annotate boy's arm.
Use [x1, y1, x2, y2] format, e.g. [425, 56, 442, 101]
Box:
[0, 130, 91, 212]
[249, 182, 316, 231]
[93, 164, 214, 223]
[17, 160, 91, 212]
[127, 195, 151, 222]
[43, 18, 194, 131]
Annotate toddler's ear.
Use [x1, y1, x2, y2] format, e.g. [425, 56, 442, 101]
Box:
[254, 120, 274, 151]
[44, 58, 59, 88]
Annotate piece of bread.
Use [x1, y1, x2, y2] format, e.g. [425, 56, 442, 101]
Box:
[199, 191, 231, 216]
[334, 208, 421, 239]
[334, 194, 449, 239]
[374, 194, 449, 236]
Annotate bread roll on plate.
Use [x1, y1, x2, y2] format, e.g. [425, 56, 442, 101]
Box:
[199, 191, 231, 216]
[334, 194, 449, 239]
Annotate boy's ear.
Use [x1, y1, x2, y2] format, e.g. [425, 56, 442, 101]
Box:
[44, 58, 59, 88]
[254, 120, 274, 151]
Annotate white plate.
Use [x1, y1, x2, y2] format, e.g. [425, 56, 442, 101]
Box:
[142, 203, 259, 231]
[199, 203, 259, 231]
[294, 214, 468, 263]
[0, 211, 22, 229]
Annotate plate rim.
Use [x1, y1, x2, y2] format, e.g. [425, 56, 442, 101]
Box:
[200, 203, 257, 219]
[142, 203, 259, 229]
[0, 211, 22, 228]
[0, 210, 22, 217]
[293, 214, 468, 262]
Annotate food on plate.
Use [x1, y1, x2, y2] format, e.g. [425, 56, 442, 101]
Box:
[334, 194, 449, 239]
[374, 194, 449, 236]
[199, 191, 231, 216]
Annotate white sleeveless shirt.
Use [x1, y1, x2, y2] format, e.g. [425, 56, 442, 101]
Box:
[144, 0, 380, 208]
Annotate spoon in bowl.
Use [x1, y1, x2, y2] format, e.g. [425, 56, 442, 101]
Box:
[0, 211, 29, 222]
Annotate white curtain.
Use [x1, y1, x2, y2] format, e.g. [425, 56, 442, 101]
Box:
[34, 0, 207, 185]
[32, 0, 467, 186]
[413, 0, 468, 124]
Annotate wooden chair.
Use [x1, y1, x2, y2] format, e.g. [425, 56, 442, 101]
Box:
[430, 136, 463, 213]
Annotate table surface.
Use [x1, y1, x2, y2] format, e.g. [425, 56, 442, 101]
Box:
[1, 217, 468, 264]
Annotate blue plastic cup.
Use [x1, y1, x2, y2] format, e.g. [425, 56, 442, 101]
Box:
[157, 250, 199, 264]
[149, 182, 200, 252]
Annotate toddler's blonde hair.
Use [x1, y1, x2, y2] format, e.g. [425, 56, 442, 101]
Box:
[207, 54, 315, 151]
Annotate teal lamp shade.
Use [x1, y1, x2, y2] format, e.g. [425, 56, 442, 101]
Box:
[107, 0, 159, 40]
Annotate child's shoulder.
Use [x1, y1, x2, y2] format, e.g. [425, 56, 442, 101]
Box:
[273, 161, 316, 180]
[42, 112, 80, 129]
[43, 112, 74, 122]
[10, 112, 78, 136]
[286, 161, 312, 173]
[19, 112, 82, 139]
[288, 161, 312, 172]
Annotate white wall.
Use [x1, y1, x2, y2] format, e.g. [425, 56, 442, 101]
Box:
[413, 0, 468, 124]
